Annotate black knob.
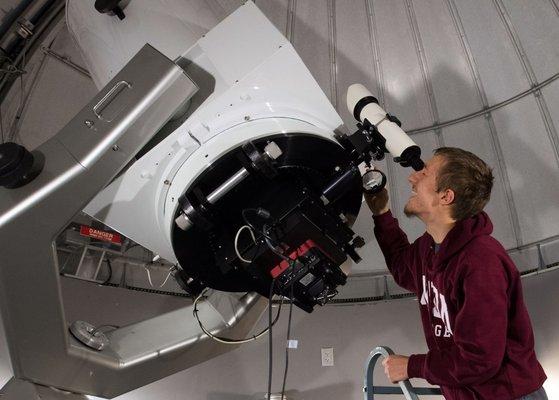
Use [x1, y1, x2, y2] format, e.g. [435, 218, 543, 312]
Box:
[95, 0, 126, 20]
[0, 142, 35, 189]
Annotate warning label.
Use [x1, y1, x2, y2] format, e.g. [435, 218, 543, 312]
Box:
[79, 225, 122, 244]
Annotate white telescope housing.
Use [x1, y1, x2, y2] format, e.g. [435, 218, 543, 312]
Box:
[347, 83, 424, 171]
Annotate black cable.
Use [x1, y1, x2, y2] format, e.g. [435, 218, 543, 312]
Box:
[102, 257, 113, 285]
[267, 278, 276, 400]
[249, 239, 264, 263]
[263, 223, 291, 263]
[281, 276, 295, 400]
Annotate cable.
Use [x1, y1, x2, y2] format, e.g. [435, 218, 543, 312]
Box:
[159, 266, 175, 287]
[267, 278, 275, 400]
[281, 282, 295, 400]
[102, 257, 113, 285]
[234, 225, 257, 263]
[262, 222, 295, 265]
[242, 208, 273, 240]
[193, 285, 284, 345]
[242, 207, 294, 264]
[280, 260, 297, 399]
[144, 264, 176, 288]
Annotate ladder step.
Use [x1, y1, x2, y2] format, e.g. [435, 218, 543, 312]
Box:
[371, 386, 442, 395]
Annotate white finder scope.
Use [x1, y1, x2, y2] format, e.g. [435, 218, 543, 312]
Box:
[347, 84, 425, 171]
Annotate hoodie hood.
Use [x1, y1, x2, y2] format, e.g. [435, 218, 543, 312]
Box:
[430, 211, 493, 270]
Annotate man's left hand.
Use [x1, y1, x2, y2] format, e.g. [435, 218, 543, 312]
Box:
[382, 355, 409, 383]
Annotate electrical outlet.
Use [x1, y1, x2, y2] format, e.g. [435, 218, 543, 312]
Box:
[321, 347, 334, 366]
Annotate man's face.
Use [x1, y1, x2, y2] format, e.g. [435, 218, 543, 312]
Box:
[404, 155, 446, 221]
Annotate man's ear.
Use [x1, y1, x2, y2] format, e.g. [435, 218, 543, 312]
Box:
[439, 188, 455, 206]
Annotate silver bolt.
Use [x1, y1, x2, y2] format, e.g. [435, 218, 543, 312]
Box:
[112, 145, 119, 151]
[164, 180, 171, 185]
[244, 115, 250, 121]
[84, 120, 94, 128]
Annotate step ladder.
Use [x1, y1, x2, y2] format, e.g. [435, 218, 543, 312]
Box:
[364, 346, 443, 400]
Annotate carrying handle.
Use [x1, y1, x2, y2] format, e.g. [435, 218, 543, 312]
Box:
[93, 80, 132, 121]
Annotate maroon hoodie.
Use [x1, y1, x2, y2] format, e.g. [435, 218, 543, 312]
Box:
[373, 211, 546, 400]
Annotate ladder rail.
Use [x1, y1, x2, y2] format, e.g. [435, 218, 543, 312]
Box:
[363, 346, 442, 399]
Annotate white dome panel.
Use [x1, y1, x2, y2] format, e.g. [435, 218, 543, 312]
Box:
[492, 95, 559, 245]
[442, 117, 518, 249]
[503, 0, 559, 82]
[412, 0, 481, 121]
[453, 0, 530, 103]
[373, 0, 433, 131]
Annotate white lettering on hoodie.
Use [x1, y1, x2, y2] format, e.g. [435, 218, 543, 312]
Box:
[420, 275, 453, 337]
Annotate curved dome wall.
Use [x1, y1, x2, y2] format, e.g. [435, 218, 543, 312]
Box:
[249, 0, 559, 273]
[3, 0, 559, 274]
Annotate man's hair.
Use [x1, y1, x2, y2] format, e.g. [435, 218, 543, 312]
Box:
[434, 147, 494, 221]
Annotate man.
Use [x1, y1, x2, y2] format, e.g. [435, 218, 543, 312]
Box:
[365, 147, 547, 400]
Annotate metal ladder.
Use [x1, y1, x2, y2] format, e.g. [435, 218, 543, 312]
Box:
[363, 346, 443, 400]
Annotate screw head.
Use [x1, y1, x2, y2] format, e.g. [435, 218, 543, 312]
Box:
[112, 145, 119, 151]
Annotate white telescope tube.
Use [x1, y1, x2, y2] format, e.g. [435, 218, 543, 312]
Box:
[347, 84, 424, 170]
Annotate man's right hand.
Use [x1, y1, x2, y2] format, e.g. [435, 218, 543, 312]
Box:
[364, 187, 390, 216]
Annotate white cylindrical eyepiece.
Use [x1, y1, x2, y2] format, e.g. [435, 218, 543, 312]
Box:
[347, 84, 423, 170]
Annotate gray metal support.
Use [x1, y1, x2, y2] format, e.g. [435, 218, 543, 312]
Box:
[407, 72, 559, 135]
[286, 0, 297, 43]
[327, 0, 338, 109]
[41, 47, 92, 78]
[0, 44, 266, 398]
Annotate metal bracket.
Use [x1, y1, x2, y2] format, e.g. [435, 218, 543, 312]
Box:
[0, 44, 266, 398]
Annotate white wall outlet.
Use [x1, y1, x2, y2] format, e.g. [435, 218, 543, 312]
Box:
[321, 347, 334, 366]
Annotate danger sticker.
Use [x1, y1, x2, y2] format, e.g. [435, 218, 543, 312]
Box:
[79, 225, 122, 244]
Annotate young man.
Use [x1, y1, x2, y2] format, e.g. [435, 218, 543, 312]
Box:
[365, 147, 547, 400]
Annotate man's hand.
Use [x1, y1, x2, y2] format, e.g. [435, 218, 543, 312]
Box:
[382, 355, 409, 383]
[364, 187, 390, 216]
